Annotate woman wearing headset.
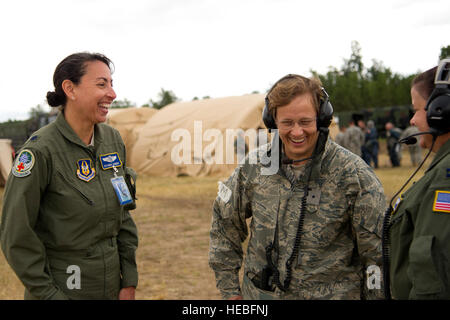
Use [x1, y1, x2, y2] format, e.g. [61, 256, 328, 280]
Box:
[386, 62, 450, 299]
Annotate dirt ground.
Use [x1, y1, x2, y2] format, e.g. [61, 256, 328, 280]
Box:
[0, 143, 429, 300]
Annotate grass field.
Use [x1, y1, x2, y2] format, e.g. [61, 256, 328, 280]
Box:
[0, 145, 431, 300]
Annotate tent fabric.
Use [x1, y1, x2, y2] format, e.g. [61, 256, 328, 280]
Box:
[130, 95, 340, 178]
[106, 107, 158, 164]
[0, 139, 13, 187]
[130, 94, 267, 177]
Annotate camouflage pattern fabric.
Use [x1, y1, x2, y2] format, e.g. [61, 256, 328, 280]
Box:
[209, 138, 386, 299]
[343, 126, 365, 156]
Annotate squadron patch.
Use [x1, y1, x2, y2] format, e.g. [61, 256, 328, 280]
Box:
[76, 159, 96, 182]
[218, 181, 232, 203]
[433, 190, 450, 213]
[12, 149, 35, 177]
[99, 152, 122, 170]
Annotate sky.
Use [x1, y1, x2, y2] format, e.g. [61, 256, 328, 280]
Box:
[0, 0, 449, 122]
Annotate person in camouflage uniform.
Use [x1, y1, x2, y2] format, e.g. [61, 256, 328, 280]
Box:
[400, 125, 422, 166]
[209, 74, 386, 300]
[342, 119, 365, 157]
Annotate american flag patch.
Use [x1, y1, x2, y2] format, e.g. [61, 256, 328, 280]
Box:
[433, 190, 450, 213]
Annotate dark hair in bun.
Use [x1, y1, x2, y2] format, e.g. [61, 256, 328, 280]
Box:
[46, 52, 114, 107]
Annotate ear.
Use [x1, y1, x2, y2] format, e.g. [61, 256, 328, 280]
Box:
[62, 79, 75, 100]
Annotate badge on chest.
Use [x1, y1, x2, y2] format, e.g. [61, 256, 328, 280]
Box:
[99, 152, 122, 169]
[99, 152, 132, 206]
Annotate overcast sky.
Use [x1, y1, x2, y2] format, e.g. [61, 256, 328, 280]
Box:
[0, 0, 448, 122]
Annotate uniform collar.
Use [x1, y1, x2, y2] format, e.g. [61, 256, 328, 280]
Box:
[426, 138, 450, 173]
[55, 111, 103, 149]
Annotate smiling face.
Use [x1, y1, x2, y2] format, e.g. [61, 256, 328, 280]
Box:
[276, 93, 319, 161]
[71, 60, 116, 125]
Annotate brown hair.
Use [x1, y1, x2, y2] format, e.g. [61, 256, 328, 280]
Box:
[46, 52, 114, 108]
[266, 74, 323, 119]
[412, 66, 437, 100]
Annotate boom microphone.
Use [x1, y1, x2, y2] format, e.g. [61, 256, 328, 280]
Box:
[399, 131, 435, 145]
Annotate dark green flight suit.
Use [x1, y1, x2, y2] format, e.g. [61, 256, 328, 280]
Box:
[388, 138, 450, 299]
[0, 112, 138, 300]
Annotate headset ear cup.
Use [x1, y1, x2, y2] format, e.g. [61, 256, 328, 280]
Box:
[426, 92, 450, 134]
[317, 89, 334, 129]
[262, 97, 277, 129]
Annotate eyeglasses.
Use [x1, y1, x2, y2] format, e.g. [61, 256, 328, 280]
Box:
[277, 117, 317, 130]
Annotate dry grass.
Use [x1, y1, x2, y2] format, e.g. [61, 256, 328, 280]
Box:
[0, 143, 433, 300]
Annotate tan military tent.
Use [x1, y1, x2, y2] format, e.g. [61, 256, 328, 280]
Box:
[106, 107, 158, 164]
[0, 139, 13, 187]
[130, 94, 267, 177]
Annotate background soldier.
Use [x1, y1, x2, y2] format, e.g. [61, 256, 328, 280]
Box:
[342, 116, 365, 157]
[400, 125, 422, 166]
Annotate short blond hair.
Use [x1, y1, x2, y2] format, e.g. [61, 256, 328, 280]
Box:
[266, 74, 323, 119]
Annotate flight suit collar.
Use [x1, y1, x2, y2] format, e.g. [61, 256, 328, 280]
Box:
[55, 111, 104, 149]
[426, 138, 450, 173]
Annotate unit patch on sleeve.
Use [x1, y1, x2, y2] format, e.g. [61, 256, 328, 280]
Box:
[433, 190, 450, 213]
[99, 152, 122, 170]
[76, 159, 96, 182]
[12, 149, 35, 177]
[218, 181, 232, 203]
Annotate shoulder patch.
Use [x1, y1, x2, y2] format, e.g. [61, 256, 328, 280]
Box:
[218, 181, 232, 203]
[433, 190, 450, 213]
[12, 149, 35, 177]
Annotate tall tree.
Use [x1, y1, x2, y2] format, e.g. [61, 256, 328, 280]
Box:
[147, 88, 179, 109]
[311, 41, 415, 113]
[440, 45, 450, 60]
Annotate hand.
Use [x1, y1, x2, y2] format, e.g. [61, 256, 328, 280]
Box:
[119, 286, 136, 300]
[228, 295, 243, 300]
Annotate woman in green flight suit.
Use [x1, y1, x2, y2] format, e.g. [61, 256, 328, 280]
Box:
[0, 52, 139, 300]
[386, 62, 450, 299]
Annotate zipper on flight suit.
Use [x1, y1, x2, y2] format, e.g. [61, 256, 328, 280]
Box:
[57, 171, 94, 206]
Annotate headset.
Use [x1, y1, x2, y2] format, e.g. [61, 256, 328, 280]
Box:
[262, 74, 334, 131]
[425, 57, 450, 136]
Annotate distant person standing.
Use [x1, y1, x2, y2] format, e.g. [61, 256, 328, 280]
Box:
[364, 120, 379, 168]
[385, 122, 402, 167]
[400, 125, 422, 166]
[343, 118, 365, 157]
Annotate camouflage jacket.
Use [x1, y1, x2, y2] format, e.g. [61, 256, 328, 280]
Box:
[209, 138, 386, 299]
[343, 126, 365, 156]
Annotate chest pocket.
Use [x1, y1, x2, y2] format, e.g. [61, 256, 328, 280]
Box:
[56, 170, 94, 206]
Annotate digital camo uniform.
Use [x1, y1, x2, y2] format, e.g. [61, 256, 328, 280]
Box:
[342, 125, 365, 157]
[209, 138, 386, 299]
[400, 126, 422, 166]
[387, 139, 450, 299]
[0, 112, 138, 300]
